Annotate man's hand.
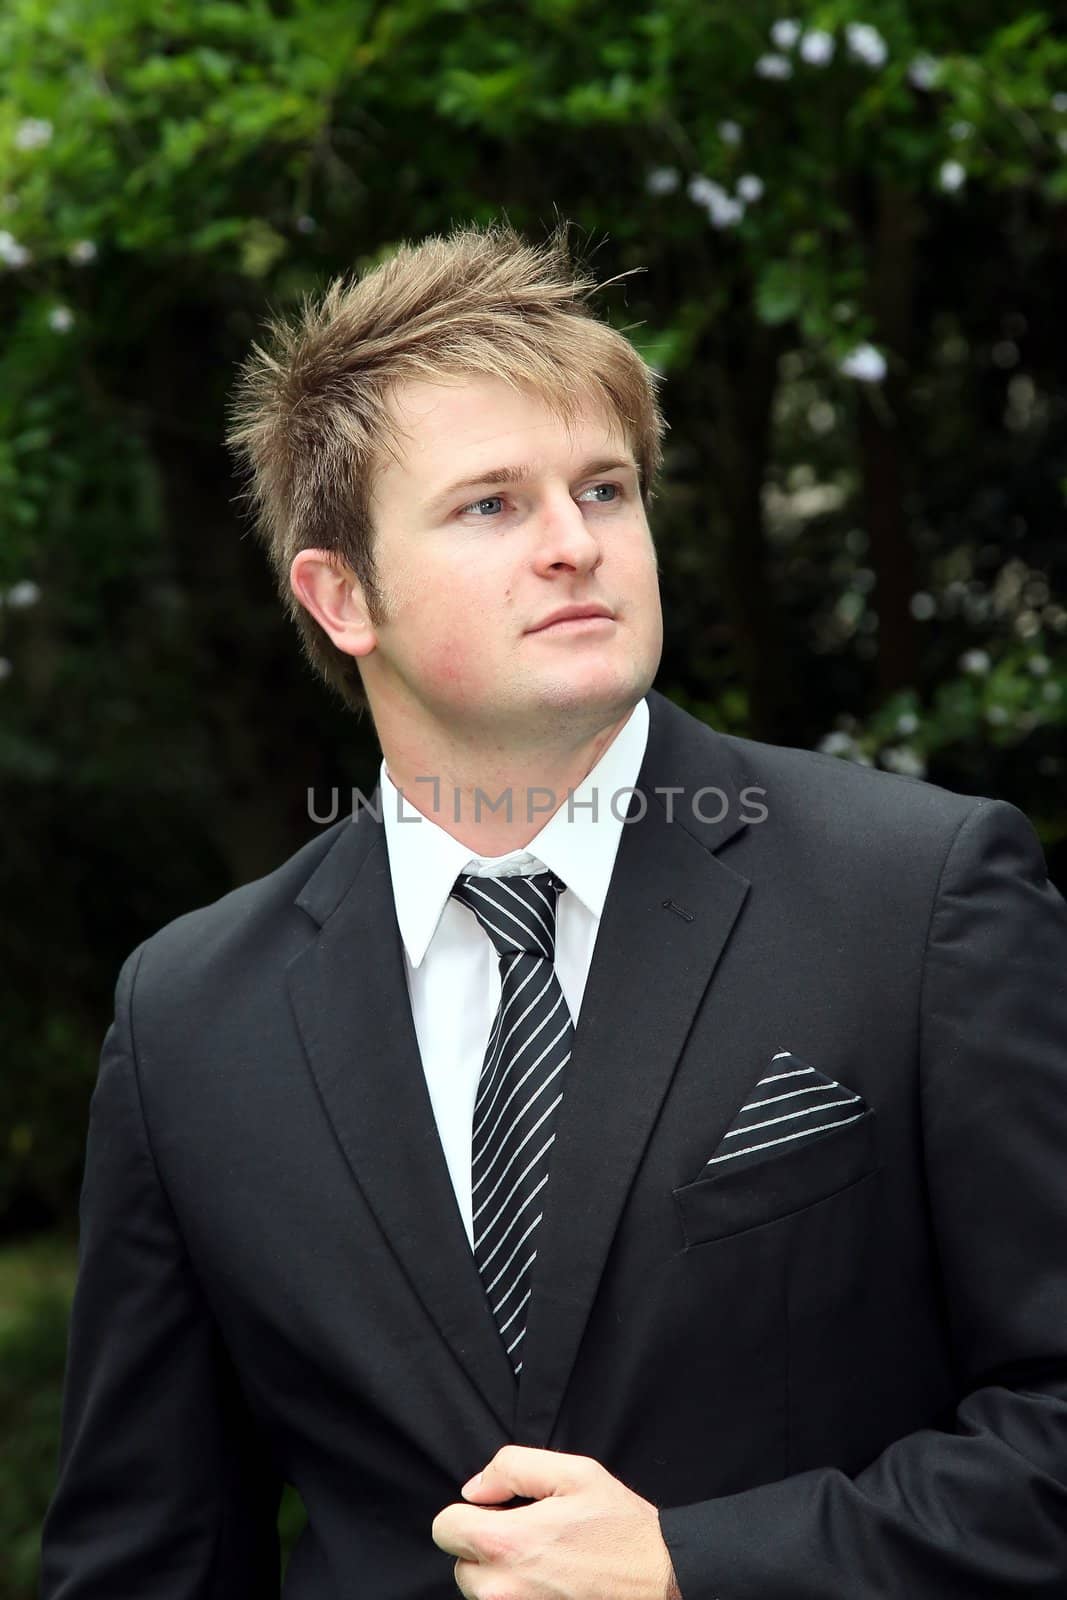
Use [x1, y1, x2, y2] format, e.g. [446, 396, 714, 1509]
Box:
[431, 1444, 680, 1599]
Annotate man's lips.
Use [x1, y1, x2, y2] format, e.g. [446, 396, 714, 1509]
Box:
[527, 606, 615, 633]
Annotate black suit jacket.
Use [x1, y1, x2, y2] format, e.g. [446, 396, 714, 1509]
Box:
[41, 688, 1067, 1597]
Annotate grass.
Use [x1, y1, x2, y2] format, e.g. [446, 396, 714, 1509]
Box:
[0, 1240, 75, 1600]
[0, 1234, 77, 1336]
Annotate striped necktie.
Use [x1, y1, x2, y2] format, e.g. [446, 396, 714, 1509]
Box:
[450, 870, 574, 1379]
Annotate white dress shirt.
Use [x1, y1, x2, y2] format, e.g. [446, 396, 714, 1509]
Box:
[379, 696, 650, 1249]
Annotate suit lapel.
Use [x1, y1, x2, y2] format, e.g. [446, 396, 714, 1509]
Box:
[513, 690, 754, 1446]
[287, 814, 520, 1438]
[286, 690, 759, 1449]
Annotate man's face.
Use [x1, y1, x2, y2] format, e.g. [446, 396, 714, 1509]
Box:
[360, 374, 663, 751]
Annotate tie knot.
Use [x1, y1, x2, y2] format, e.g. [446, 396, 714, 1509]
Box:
[451, 870, 566, 960]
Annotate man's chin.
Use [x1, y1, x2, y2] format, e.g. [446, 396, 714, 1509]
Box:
[510, 679, 646, 733]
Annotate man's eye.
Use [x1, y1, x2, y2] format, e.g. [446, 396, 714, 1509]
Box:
[580, 483, 621, 503]
[460, 496, 505, 516]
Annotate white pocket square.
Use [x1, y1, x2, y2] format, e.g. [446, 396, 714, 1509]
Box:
[704, 1050, 868, 1175]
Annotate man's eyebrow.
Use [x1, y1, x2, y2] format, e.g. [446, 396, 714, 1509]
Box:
[423, 455, 640, 515]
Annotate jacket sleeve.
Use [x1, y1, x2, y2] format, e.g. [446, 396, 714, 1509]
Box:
[658, 798, 1067, 1598]
[40, 943, 283, 1599]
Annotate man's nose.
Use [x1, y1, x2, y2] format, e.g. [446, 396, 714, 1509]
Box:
[532, 492, 603, 573]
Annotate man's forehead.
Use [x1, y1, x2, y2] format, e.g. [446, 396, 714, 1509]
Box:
[381, 375, 626, 464]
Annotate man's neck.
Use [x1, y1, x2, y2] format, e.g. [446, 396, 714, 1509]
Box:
[382, 707, 636, 856]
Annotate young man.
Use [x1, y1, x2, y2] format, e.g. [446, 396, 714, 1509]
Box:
[42, 222, 1067, 1598]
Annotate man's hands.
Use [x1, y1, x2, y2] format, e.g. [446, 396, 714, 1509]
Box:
[431, 1445, 681, 1600]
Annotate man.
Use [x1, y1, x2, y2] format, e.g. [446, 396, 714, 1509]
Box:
[41, 221, 1067, 1598]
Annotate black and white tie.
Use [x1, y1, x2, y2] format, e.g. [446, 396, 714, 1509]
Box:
[450, 870, 573, 1378]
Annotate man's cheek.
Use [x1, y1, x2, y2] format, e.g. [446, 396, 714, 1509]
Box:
[420, 631, 484, 692]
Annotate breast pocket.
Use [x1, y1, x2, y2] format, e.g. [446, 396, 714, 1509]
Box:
[672, 1107, 880, 1248]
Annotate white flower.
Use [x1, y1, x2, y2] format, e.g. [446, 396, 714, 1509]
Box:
[896, 711, 920, 735]
[687, 174, 745, 227]
[15, 117, 54, 150]
[703, 188, 748, 227]
[950, 120, 973, 141]
[687, 174, 724, 206]
[69, 239, 97, 264]
[960, 648, 991, 674]
[845, 23, 889, 68]
[799, 30, 835, 65]
[708, 197, 744, 228]
[0, 229, 31, 267]
[736, 174, 765, 203]
[939, 160, 967, 192]
[770, 19, 801, 49]
[986, 704, 1010, 725]
[1028, 653, 1051, 675]
[6, 580, 41, 608]
[0, 657, 12, 682]
[909, 592, 936, 620]
[1052, 92, 1067, 112]
[839, 343, 887, 383]
[818, 731, 856, 756]
[295, 214, 316, 234]
[48, 305, 74, 332]
[755, 53, 793, 80]
[881, 746, 926, 778]
[908, 54, 940, 90]
[646, 166, 680, 195]
[717, 120, 743, 145]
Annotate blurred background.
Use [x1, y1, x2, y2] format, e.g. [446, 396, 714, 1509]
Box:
[2, 1, 1066, 1592]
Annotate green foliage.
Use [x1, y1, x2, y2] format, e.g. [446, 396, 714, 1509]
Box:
[0, 1010, 98, 1231]
[818, 636, 1067, 829]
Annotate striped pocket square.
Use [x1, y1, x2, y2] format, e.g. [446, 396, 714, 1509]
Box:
[704, 1051, 868, 1175]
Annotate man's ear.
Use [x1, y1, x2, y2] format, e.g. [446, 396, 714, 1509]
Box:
[290, 549, 378, 660]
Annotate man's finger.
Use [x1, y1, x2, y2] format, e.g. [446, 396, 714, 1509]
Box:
[467, 1443, 594, 1501]
[430, 1503, 482, 1560]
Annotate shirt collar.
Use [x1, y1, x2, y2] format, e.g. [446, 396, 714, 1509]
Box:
[380, 696, 650, 968]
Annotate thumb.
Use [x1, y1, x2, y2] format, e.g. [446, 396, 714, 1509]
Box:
[462, 1445, 585, 1503]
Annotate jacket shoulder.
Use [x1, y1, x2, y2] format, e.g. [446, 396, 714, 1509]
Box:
[708, 725, 992, 858]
